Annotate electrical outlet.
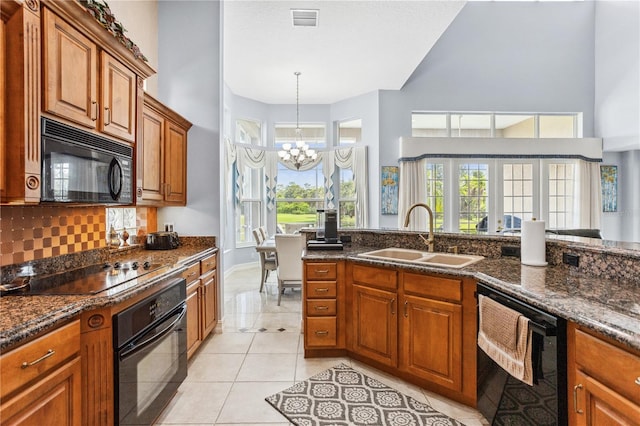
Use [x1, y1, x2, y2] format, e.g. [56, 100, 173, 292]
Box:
[163, 223, 174, 232]
[563, 253, 580, 267]
[501, 245, 521, 258]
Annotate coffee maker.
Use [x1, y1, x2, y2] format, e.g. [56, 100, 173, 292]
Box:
[324, 209, 338, 243]
[307, 209, 343, 250]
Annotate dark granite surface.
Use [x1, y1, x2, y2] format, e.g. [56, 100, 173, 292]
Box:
[0, 239, 217, 351]
[303, 241, 640, 352]
[2, 231, 639, 354]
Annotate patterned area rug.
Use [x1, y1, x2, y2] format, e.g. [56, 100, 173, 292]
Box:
[265, 363, 465, 426]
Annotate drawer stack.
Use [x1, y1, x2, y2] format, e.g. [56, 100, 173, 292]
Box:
[304, 262, 338, 348]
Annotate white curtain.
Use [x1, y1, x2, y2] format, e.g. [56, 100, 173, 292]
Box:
[578, 160, 602, 229]
[398, 158, 428, 231]
[265, 152, 278, 211]
[332, 146, 368, 228]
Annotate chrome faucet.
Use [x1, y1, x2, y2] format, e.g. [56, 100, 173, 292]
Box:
[403, 203, 435, 252]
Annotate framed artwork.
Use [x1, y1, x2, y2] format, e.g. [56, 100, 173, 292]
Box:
[600, 165, 617, 212]
[381, 166, 399, 215]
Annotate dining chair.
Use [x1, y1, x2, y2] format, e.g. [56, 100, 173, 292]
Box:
[274, 233, 305, 306]
[259, 226, 268, 241]
[253, 228, 276, 292]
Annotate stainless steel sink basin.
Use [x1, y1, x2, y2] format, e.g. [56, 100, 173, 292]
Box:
[358, 247, 484, 269]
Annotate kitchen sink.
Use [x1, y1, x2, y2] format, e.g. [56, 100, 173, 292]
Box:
[357, 247, 484, 269]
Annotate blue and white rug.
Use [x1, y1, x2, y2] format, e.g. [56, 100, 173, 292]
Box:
[265, 363, 465, 426]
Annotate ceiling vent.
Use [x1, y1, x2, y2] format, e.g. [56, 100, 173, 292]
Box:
[291, 9, 318, 27]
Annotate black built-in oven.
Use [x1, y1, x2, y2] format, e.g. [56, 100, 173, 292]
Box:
[41, 117, 133, 204]
[477, 283, 567, 426]
[113, 277, 187, 425]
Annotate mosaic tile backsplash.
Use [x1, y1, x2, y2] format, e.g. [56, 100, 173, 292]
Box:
[0, 205, 156, 266]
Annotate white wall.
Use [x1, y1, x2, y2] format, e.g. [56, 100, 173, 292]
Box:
[156, 1, 222, 241]
[106, 1, 159, 96]
[594, 1, 640, 242]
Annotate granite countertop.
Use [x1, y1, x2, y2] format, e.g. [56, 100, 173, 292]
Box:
[303, 245, 640, 352]
[0, 243, 217, 352]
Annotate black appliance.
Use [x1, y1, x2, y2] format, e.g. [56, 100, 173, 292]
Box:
[41, 117, 133, 204]
[477, 283, 567, 426]
[7, 260, 167, 296]
[307, 209, 343, 250]
[113, 277, 187, 425]
[324, 209, 339, 243]
[146, 231, 180, 250]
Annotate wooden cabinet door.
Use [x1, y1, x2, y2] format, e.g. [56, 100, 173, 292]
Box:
[0, 357, 82, 426]
[100, 51, 136, 142]
[400, 294, 462, 392]
[43, 8, 97, 129]
[201, 270, 217, 337]
[186, 280, 201, 359]
[138, 106, 164, 202]
[164, 120, 187, 204]
[573, 369, 640, 426]
[351, 284, 397, 367]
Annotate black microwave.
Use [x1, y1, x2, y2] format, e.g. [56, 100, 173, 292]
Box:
[41, 118, 133, 205]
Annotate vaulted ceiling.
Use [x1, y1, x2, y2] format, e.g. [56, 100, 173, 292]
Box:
[223, 1, 466, 105]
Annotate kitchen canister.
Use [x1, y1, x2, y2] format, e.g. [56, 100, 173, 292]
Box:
[521, 218, 548, 266]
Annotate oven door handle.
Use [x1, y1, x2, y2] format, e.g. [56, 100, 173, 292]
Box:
[119, 305, 186, 361]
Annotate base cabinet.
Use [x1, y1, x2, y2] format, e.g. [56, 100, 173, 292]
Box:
[183, 252, 218, 359]
[0, 320, 82, 426]
[568, 322, 640, 425]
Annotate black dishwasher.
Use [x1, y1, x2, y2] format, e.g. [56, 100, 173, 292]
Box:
[476, 283, 567, 426]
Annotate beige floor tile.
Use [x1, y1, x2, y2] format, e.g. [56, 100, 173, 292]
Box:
[249, 332, 300, 354]
[294, 356, 352, 381]
[155, 381, 232, 424]
[253, 312, 302, 332]
[236, 353, 297, 382]
[215, 381, 294, 424]
[185, 353, 245, 382]
[199, 331, 254, 354]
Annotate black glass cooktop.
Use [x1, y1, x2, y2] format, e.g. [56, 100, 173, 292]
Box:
[11, 261, 166, 295]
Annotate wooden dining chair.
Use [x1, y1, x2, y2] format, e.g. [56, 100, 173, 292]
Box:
[274, 233, 305, 306]
[253, 228, 276, 292]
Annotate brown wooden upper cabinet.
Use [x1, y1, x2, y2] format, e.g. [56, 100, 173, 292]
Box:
[42, 8, 137, 143]
[138, 93, 192, 206]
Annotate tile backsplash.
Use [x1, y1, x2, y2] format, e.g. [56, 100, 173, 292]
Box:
[0, 205, 156, 266]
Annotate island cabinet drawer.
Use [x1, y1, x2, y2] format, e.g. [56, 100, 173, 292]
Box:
[575, 328, 640, 404]
[403, 272, 462, 302]
[306, 281, 337, 299]
[306, 299, 337, 316]
[200, 253, 217, 274]
[183, 263, 201, 284]
[352, 264, 397, 290]
[1, 320, 80, 399]
[306, 262, 337, 280]
[306, 317, 337, 347]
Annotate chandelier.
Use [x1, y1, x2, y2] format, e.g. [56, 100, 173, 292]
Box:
[278, 71, 317, 170]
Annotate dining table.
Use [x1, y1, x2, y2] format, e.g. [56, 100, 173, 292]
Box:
[255, 237, 276, 254]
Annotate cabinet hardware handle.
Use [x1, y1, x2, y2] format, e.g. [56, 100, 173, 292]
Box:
[390, 298, 396, 315]
[315, 330, 329, 336]
[167, 183, 171, 195]
[573, 384, 584, 414]
[636, 377, 640, 386]
[404, 300, 408, 317]
[188, 272, 197, 278]
[91, 101, 98, 121]
[104, 107, 111, 125]
[315, 288, 329, 293]
[21, 349, 55, 369]
[315, 269, 329, 274]
[205, 262, 214, 267]
[314, 306, 329, 311]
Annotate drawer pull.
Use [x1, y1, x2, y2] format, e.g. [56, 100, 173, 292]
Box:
[314, 269, 330, 274]
[315, 330, 329, 336]
[636, 377, 640, 386]
[573, 384, 584, 414]
[205, 262, 214, 268]
[188, 272, 197, 277]
[21, 349, 55, 369]
[315, 288, 329, 293]
[314, 306, 329, 311]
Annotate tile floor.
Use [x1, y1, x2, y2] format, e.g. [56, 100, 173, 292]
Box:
[156, 263, 489, 425]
